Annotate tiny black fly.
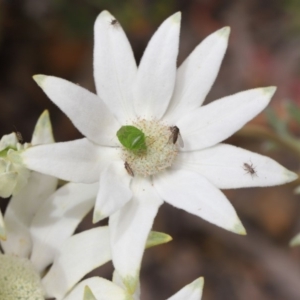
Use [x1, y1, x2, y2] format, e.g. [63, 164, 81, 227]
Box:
[125, 161, 134, 177]
[169, 126, 184, 147]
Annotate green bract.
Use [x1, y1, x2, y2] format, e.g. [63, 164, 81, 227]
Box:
[117, 125, 147, 154]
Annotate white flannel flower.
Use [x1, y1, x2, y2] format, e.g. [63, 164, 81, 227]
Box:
[80, 273, 204, 300]
[0, 132, 30, 198]
[0, 110, 55, 241]
[1, 176, 171, 299]
[20, 11, 297, 292]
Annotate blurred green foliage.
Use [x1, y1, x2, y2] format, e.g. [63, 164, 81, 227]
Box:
[284, 0, 300, 33]
[48, 0, 177, 38]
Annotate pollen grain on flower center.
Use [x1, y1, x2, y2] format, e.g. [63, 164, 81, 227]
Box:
[120, 119, 178, 177]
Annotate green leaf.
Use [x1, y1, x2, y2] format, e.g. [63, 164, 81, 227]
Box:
[145, 231, 172, 249]
[117, 126, 147, 154]
[285, 101, 300, 125]
[265, 107, 288, 135]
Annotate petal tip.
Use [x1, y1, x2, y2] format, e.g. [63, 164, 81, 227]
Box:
[218, 26, 231, 38]
[262, 86, 277, 97]
[99, 10, 112, 18]
[33, 74, 47, 87]
[123, 274, 139, 294]
[182, 277, 205, 295]
[40, 109, 50, 118]
[146, 231, 173, 248]
[171, 11, 181, 24]
[289, 234, 300, 247]
[294, 185, 300, 194]
[233, 221, 247, 235]
[96, 10, 114, 24]
[192, 277, 205, 290]
[285, 170, 298, 183]
[31, 108, 54, 145]
[36, 109, 51, 127]
[165, 234, 173, 243]
[92, 210, 105, 224]
[198, 277, 205, 290]
[83, 285, 97, 300]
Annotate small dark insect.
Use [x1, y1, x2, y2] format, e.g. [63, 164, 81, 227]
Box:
[110, 19, 119, 26]
[169, 126, 184, 147]
[243, 162, 257, 177]
[125, 161, 134, 177]
[13, 126, 23, 143]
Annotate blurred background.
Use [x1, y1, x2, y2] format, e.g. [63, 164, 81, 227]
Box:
[1, 0, 300, 299]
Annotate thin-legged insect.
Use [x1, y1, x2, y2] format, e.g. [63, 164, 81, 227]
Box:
[125, 161, 134, 177]
[243, 162, 257, 178]
[13, 126, 23, 143]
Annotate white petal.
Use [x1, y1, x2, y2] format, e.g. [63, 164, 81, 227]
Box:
[30, 182, 99, 273]
[33, 75, 119, 146]
[0, 210, 6, 241]
[94, 11, 137, 123]
[154, 169, 246, 235]
[14, 172, 57, 218]
[93, 161, 132, 223]
[0, 172, 17, 198]
[134, 12, 181, 119]
[178, 87, 276, 151]
[1, 216, 31, 258]
[175, 144, 298, 188]
[164, 27, 230, 123]
[42, 227, 111, 299]
[63, 277, 131, 300]
[21, 138, 117, 183]
[290, 233, 300, 247]
[10, 164, 31, 197]
[1, 171, 57, 257]
[0, 133, 18, 152]
[31, 110, 54, 145]
[109, 177, 163, 294]
[167, 277, 204, 300]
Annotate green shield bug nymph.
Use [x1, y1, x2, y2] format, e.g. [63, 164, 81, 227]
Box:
[117, 125, 147, 155]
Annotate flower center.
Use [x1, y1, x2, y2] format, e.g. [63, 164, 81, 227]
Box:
[118, 119, 178, 176]
[0, 254, 44, 299]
